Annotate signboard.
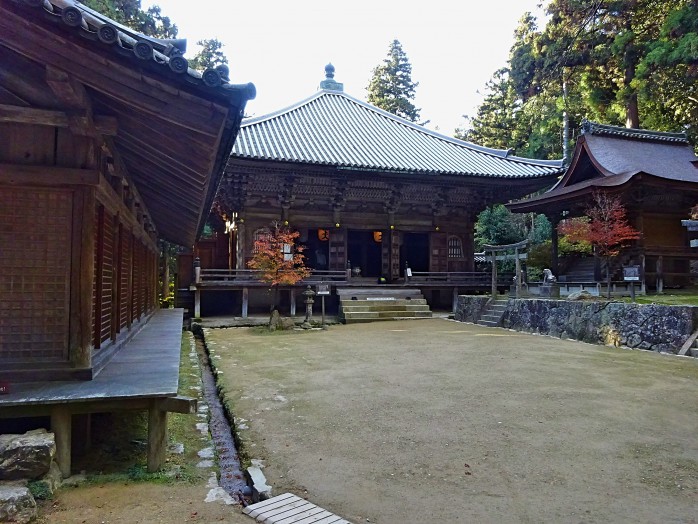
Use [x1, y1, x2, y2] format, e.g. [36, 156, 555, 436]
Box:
[316, 283, 330, 295]
[691, 239, 698, 248]
[623, 265, 640, 281]
[406, 268, 412, 277]
[0, 381, 9, 395]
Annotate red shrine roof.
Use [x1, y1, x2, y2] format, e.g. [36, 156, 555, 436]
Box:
[508, 121, 698, 213]
[232, 68, 564, 180]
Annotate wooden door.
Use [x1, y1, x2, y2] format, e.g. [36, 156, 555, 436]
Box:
[329, 228, 346, 270]
[430, 232, 448, 272]
[390, 230, 401, 280]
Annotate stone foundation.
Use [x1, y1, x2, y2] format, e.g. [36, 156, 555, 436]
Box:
[456, 296, 698, 353]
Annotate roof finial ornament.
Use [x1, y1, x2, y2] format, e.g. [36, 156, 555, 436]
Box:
[325, 63, 335, 79]
[319, 63, 343, 92]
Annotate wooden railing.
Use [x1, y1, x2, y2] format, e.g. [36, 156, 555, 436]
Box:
[197, 268, 347, 284]
[408, 272, 514, 286]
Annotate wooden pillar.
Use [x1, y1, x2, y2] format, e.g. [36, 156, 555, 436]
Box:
[51, 405, 72, 478]
[491, 251, 497, 298]
[70, 186, 95, 368]
[236, 221, 246, 269]
[194, 289, 201, 318]
[550, 215, 560, 277]
[515, 247, 521, 298]
[290, 288, 296, 316]
[452, 287, 458, 314]
[640, 254, 646, 294]
[242, 287, 249, 318]
[147, 402, 168, 473]
[656, 255, 664, 294]
[161, 247, 170, 307]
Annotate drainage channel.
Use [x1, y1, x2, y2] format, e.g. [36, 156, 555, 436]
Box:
[193, 332, 250, 499]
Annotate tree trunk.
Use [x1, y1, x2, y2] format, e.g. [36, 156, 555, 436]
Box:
[624, 52, 640, 128]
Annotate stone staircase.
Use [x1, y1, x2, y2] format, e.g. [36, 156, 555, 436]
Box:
[561, 257, 596, 282]
[476, 298, 508, 327]
[338, 288, 432, 324]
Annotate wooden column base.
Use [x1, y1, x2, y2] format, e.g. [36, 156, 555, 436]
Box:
[147, 401, 168, 473]
[51, 405, 72, 478]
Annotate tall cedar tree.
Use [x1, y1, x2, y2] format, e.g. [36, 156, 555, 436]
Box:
[463, 1, 697, 162]
[558, 192, 641, 297]
[367, 40, 421, 122]
[247, 224, 310, 311]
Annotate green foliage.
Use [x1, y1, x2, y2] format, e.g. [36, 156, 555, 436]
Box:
[367, 40, 421, 122]
[460, 0, 698, 157]
[475, 205, 551, 250]
[82, 0, 177, 38]
[27, 480, 53, 500]
[189, 39, 228, 72]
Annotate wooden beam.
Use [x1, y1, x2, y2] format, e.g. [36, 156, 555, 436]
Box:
[0, 163, 100, 186]
[157, 396, 197, 414]
[0, 104, 117, 136]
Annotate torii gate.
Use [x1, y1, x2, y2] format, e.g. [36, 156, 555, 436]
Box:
[482, 239, 529, 299]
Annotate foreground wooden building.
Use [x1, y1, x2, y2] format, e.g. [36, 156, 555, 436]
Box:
[186, 66, 564, 316]
[0, 0, 254, 473]
[509, 121, 698, 291]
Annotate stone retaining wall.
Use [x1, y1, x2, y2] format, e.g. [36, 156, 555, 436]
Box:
[456, 296, 698, 353]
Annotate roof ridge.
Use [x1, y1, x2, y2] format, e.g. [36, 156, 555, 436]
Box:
[581, 120, 688, 144]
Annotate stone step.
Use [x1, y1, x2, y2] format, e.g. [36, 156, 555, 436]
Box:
[340, 298, 428, 307]
[343, 311, 433, 323]
[477, 319, 501, 327]
[340, 304, 431, 313]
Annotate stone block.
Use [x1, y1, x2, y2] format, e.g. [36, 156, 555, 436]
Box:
[0, 483, 37, 524]
[246, 465, 272, 502]
[0, 430, 55, 481]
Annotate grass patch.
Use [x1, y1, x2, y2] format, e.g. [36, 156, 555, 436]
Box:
[71, 331, 210, 486]
[630, 289, 698, 306]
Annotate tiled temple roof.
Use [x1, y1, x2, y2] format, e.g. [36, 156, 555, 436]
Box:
[233, 83, 563, 179]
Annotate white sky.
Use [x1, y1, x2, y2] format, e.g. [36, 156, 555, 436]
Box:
[144, 0, 547, 135]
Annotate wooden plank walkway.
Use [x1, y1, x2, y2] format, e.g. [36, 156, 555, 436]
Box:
[0, 309, 191, 476]
[243, 493, 352, 524]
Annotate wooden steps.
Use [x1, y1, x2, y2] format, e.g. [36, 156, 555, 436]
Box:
[338, 288, 432, 324]
[476, 298, 508, 328]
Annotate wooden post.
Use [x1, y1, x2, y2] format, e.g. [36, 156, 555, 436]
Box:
[290, 288, 296, 316]
[70, 187, 95, 368]
[491, 251, 497, 298]
[452, 287, 458, 314]
[515, 247, 521, 298]
[194, 289, 201, 318]
[640, 254, 646, 294]
[656, 255, 664, 294]
[147, 402, 168, 473]
[242, 287, 249, 318]
[51, 405, 72, 478]
[550, 215, 560, 277]
[161, 247, 170, 307]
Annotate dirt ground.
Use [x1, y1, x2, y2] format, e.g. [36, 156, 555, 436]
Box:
[204, 318, 698, 524]
[38, 483, 250, 523]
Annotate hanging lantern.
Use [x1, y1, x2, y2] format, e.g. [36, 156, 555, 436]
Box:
[373, 231, 383, 243]
[318, 229, 330, 241]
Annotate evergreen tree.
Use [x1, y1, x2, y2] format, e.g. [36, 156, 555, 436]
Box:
[83, 0, 177, 38]
[367, 40, 421, 122]
[189, 39, 229, 71]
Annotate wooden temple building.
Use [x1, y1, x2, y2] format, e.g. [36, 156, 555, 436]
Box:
[0, 0, 254, 474]
[184, 65, 564, 317]
[509, 121, 698, 292]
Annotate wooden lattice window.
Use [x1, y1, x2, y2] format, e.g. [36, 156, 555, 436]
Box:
[448, 235, 464, 259]
[0, 188, 72, 363]
[252, 228, 271, 254]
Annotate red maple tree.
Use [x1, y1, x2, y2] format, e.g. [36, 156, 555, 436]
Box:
[247, 223, 310, 311]
[558, 192, 641, 297]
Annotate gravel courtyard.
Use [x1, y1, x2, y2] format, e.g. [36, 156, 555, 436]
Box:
[204, 318, 698, 524]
